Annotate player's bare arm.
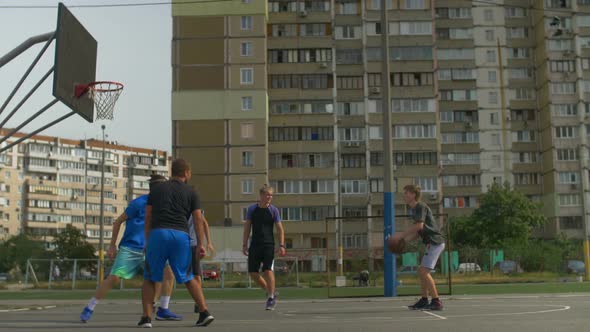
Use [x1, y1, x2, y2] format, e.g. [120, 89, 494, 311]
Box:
[276, 222, 286, 257]
[242, 219, 252, 256]
[107, 212, 128, 259]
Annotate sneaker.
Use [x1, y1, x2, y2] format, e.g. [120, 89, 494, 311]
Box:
[426, 299, 443, 311]
[265, 297, 276, 311]
[155, 307, 183, 321]
[194, 304, 199, 314]
[80, 306, 93, 323]
[408, 297, 429, 310]
[137, 316, 152, 328]
[195, 311, 214, 327]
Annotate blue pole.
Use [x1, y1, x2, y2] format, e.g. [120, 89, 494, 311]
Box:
[384, 192, 396, 297]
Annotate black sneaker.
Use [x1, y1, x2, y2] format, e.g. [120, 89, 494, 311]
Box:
[194, 304, 199, 314]
[137, 316, 152, 328]
[195, 311, 214, 327]
[426, 299, 443, 311]
[408, 297, 429, 310]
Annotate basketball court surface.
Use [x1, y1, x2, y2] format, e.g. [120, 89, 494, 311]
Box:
[0, 293, 587, 331]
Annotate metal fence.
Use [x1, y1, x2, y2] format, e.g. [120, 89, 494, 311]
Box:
[24, 257, 300, 290]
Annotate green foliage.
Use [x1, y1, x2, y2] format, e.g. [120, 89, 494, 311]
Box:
[452, 182, 546, 249]
[0, 234, 50, 272]
[53, 224, 96, 260]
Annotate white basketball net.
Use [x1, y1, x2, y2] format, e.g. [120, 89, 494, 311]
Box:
[88, 82, 123, 121]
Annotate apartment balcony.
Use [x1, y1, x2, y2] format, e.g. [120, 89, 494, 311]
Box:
[269, 140, 335, 153]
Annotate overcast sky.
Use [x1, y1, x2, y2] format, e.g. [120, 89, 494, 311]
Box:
[0, 0, 172, 151]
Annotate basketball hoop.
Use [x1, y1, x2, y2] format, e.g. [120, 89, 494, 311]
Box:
[75, 81, 123, 120]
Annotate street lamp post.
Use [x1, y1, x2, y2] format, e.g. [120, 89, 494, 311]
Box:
[381, 0, 396, 297]
[98, 124, 106, 281]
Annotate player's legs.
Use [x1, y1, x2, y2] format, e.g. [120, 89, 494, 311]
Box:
[188, 246, 208, 313]
[248, 246, 268, 292]
[418, 267, 432, 297]
[165, 230, 213, 326]
[155, 265, 182, 321]
[420, 243, 445, 310]
[94, 274, 120, 300]
[80, 246, 143, 322]
[261, 246, 277, 310]
[263, 270, 275, 296]
[141, 229, 171, 322]
[261, 246, 276, 297]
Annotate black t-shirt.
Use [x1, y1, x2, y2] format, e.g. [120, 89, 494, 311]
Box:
[147, 179, 200, 233]
[247, 204, 281, 247]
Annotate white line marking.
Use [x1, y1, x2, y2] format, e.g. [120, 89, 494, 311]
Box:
[0, 305, 56, 313]
[0, 308, 29, 313]
[422, 310, 447, 320]
[445, 305, 571, 319]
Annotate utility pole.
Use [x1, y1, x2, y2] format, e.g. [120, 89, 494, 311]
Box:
[98, 125, 106, 281]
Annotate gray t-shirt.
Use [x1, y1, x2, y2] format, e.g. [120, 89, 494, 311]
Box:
[187, 210, 204, 247]
[411, 202, 444, 245]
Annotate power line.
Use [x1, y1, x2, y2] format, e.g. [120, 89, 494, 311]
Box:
[0, 0, 232, 9]
[0, 0, 577, 13]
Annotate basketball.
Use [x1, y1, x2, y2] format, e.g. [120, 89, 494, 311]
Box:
[387, 237, 406, 254]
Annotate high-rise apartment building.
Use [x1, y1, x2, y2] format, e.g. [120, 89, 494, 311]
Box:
[173, 0, 590, 265]
[0, 129, 170, 249]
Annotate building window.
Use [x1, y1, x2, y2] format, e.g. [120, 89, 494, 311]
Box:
[241, 16, 252, 30]
[242, 151, 254, 167]
[491, 133, 501, 146]
[486, 50, 496, 63]
[555, 126, 577, 138]
[341, 180, 367, 194]
[484, 9, 494, 21]
[240, 41, 252, 56]
[241, 122, 254, 139]
[559, 194, 581, 206]
[485, 30, 495, 41]
[241, 96, 253, 111]
[558, 172, 579, 184]
[241, 179, 254, 194]
[488, 70, 497, 83]
[560, 216, 583, 229]
[557, 149, 579, 161]
[336, 76, 363, 89]
[341, 154, 366, 168]
[489, 92, 498, 104]
[240, 68, 253, 85]
[490, 112, 499, 125]
[403, 0, 425, 9]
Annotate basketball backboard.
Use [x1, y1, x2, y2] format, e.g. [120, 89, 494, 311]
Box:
[52, 3, 97, 123]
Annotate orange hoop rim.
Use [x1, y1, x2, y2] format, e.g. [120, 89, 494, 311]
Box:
[75, 81, 124, 98]
[87, 81, 124, 92]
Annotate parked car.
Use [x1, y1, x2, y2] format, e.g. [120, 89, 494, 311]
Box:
[495, 260, 524, 274]
[567, 260, 585, 274]
[456, 263, 481, 273]
[0, 273, 8, 282]
[202, 263, 220, 281]
[274, 261, 289, 274]
[398, 266, 435, 275]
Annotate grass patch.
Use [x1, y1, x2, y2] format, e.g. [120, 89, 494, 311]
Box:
[1, 281, 589, 301]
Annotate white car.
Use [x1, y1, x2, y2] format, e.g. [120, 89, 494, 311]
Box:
[456, 263, 482, 273]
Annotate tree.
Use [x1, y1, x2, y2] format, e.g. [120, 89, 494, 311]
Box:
[53, 224, 96, 260]
[0, 233, 49, 272]
[452, 182, 546, 249]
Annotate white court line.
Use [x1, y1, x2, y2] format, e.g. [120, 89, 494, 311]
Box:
[444, 305, 571, 319]
[0, 308, 29, 313]
[421, 310, 447, 320]
[0, 305, 56, 313]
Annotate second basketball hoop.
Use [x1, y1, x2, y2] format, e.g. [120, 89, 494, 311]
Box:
[75, 81, 124, 121]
